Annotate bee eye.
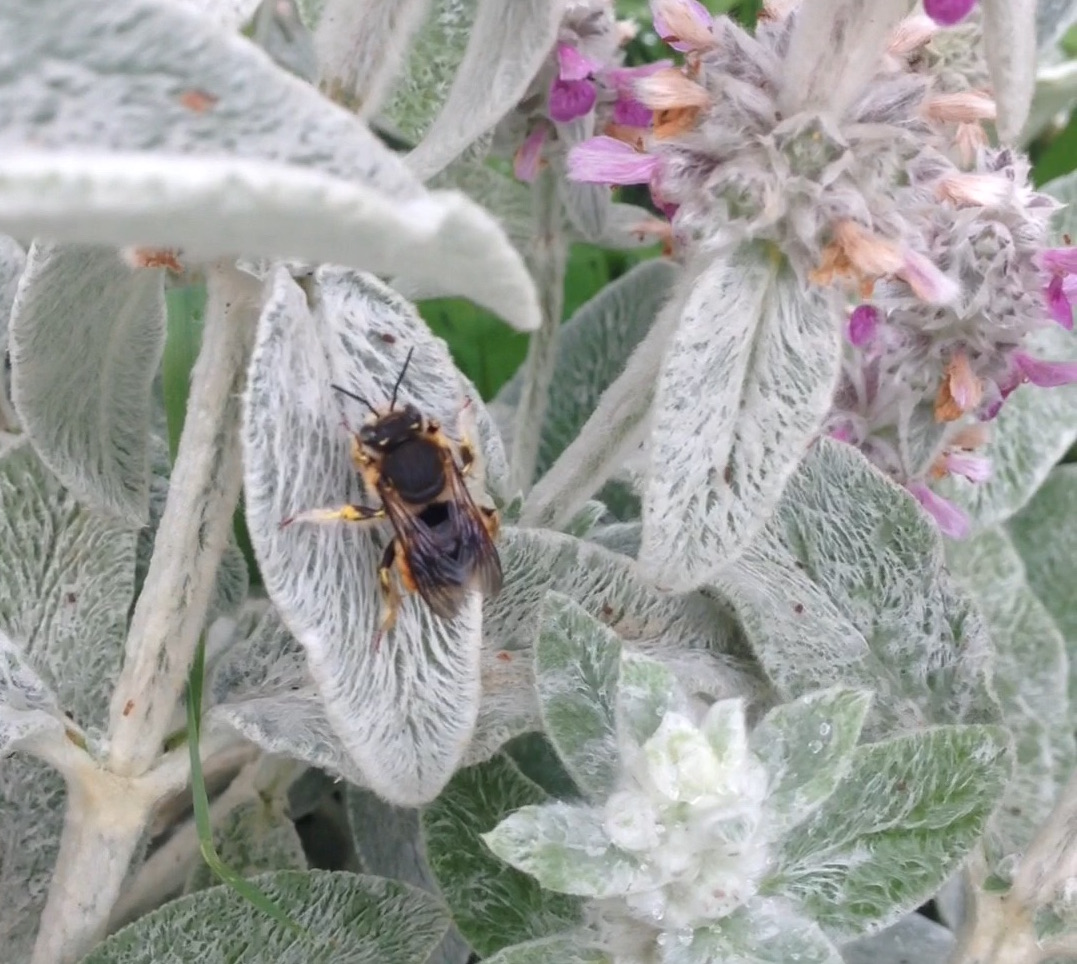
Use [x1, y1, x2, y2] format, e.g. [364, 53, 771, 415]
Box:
[411, 422, 421, 431]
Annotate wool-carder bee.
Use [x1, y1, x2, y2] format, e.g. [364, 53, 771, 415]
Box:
[283, 349, 503, 641]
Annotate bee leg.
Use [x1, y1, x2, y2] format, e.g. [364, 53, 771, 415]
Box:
[374, 538, 406, 650]
[280, 504, 385, 528]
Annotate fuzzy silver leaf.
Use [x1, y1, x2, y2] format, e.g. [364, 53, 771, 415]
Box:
[9, 243, 165, 525]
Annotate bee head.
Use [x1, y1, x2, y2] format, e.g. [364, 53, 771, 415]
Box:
[359, 404, 424, 451]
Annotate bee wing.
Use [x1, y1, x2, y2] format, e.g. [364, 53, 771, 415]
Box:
[441, 454, 503, 600]
[378, 462, 501, 622]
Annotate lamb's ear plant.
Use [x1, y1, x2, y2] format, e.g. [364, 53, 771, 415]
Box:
[7, 1, 1077, 963]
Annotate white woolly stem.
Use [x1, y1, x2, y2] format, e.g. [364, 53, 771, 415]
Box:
[509, 169, 567, 493]
[108, 755, 263, 930]
[30, 766, 157, 964]
[946, 850, 1048, 964]
[107, 262, 260, 776]
[518, 282, 681, 530]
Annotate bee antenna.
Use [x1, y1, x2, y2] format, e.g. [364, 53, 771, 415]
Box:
[330, 383, 378, 416]
[389, 347, 415, 411]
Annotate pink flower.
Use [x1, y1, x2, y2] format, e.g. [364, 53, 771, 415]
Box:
[924, 0, 977, 26]
[613, 98, 653, 127]
[568, 136, 661, 185]
[1046, 275, 1074, 329]
[1013, 352, 1077, 388]
[549, 78, 597, 122]
[1039, 247, 1077, 329]
[607, 62, 672, 129]
[847, 305, 880, 347]
[514, 125, 548, 182]
[940, 451, 992, 483]
[548, 42, 600, 123]
[907, 482, 970, 539]
[556, 43, 602, 82]
[650, 0, 714, 52]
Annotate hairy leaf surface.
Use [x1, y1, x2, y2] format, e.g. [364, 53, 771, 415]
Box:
[244, 268, 509, 804]
[207, 603, 367, 787]
[406, 0, 566, 179]
[719, 439, 998, 736]
[947, 528, 1074, 857]
[534, 593, 621, 803]
[775, 726, 1011, 938]
[423, 755, 581, 956]
[1009, 465, 1077, 708]
[0, 442, 135, 731]
[82, 871, 450, 964]
[184, 797, 308, 893]
[9, 244, 165, 523]
[641, 246, 841, 588]
[0, 0, 538, 329]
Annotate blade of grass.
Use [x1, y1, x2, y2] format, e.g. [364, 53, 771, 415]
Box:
[186, 635, 307, 934]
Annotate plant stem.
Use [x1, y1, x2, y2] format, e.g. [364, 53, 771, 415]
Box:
[509, 169, 567, 494]
[107, 263, 259, 776]
[108, 756, 263, 930]
[518, 277, 683, 530]
[30, 766, 157, 964]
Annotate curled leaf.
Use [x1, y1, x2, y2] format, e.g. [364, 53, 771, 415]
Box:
[243, 267, 505, 805]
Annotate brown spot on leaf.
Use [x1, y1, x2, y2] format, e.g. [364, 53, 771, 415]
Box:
[122, 700, 135, 717]
[179, 89, 218, 113]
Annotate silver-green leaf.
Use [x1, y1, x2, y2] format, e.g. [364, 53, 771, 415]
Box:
[423, 755, 581, 956]
[775, 725, 1011, 939]
[719, 439, 999, 736]
[947, 527, 1074, 858]
[10, 243, 165, 524]
[663, 898, 843, 964]
[346, 785, 472, 964]
[243, 268, 506, 804]
[641, 245, 841, 589]
[0, 0, 539, 330]
[0, 442, 135, 731]
[206, 603, 367, 787]
[81, 870, 451, 964]
[380, 0, 480, 145]
[534, 593, 621, 803]
[1008, 465, 1077, 709]
[749, 688, 872, 834]
[406, 0, 566, 180]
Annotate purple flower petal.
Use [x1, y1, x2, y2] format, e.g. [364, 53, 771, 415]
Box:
[556, 42, 602, 82]
[1040, 247, 1077, 275]
[651, 0, 713, 52]
[1064, 274, 1077, 301]
[924, 0, 977, 26]
[942, 452, 992, 483]
[613, 95, 653, 128]
[907, 482, 971, 539]
[847, 304, 880, 347]
[549, 77, 597, 123]
[514, 125, 547, 183]
[1046, 275, 1074, 329]
[1014, 352, 1077, 387]
[568, 136, 660, 186]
